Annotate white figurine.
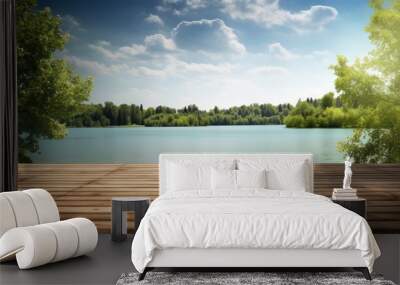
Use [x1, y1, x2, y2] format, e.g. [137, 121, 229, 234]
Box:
[343, 156, 353, 190]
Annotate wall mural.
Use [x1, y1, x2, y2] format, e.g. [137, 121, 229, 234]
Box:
[17, 0, 400, 163]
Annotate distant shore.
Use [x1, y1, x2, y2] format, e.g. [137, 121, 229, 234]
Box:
[67, 96, 360, 129]
[68, 124, 353, 129]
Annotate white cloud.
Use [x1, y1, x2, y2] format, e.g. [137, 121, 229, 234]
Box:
[90, 20, 245, 62]
[66, 56, 127, 75]
[220, 0, 337, 32]
[144, 34, 176, 52]
[158, 0, 337, 32]
[267, 43, 333, 64]
[156, 5, 170, 13]
[145, 14, 164, 26]
[68, 55, 151, 76]
[159, 0, 208, 15]
[268, 42, 299, 60]
[172, 18, 246, 55]
[289, 5, 338, 32]
[248, 65, 289, 76]
[163, 0, 181, 4]
[89, 42, 125, 60]
[167, 56, 234, 74]
[67, 52, 233, 78]
[90, 34, 175, 60]
[128, 66, 168, 77]
[118, 44, 147, 56]
[184, 0, 208, 10]
[128, 56, 235, 77]
[221, 0, 285, 26]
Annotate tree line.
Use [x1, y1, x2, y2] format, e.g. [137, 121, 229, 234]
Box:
[66, 102, 293, 127]
[67, 92, 360, 129]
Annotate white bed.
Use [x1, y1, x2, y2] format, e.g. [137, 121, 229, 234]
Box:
[131, 154, 380, 280]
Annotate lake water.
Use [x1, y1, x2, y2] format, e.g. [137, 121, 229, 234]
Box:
[31, 125, 353, 163]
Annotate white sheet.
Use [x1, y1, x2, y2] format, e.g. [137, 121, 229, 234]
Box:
[131, 190, 380, 273]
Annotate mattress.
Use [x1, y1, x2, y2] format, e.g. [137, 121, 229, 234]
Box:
[131, 190, 380, 273]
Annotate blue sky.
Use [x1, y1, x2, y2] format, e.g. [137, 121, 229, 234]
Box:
[39, 0, 373, 109]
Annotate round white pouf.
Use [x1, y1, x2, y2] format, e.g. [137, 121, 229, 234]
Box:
[0, 218, 98, 269]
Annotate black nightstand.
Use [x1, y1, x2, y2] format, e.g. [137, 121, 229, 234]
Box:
[332, 198, 367, 218]
[111, 197, 150, 241]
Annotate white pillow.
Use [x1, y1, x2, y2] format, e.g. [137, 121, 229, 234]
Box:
[236, 169, 267, 189]
[167, 163, 211, 191]
[211, 168, 236, 190]
[266, 162, 306, 191]
[237, 159, 308, 191]
[166, 159, 236, 192]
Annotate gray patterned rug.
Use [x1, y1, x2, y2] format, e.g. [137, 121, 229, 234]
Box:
[116, 272, 396, 285]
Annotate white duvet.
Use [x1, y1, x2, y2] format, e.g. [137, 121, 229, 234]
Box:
[131, 190, 380, 273]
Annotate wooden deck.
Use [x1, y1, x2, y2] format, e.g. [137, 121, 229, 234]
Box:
[17, 163, 400, 233]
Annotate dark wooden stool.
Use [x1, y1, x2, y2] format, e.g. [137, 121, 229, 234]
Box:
[111, 197, 150, 241]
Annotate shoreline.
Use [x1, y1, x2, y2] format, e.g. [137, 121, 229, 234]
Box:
[66, 124, 354, 129]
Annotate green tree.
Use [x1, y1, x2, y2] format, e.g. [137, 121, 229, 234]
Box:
[335, 0, 400, 163]
[324, 107, 346, 128]
[68, 104, 109, 127]
[103, 102, 119, 125]
[284, 115, 305, 128]
[144, 107, 155, 119]
[91, 104, 110, 127]
[331, 56, 383, 109]
[118, 104, 131, 125]
[260, 104, 277, 117]
[321, 92, 335, 109]
[17, 0, 93, 162]
[367, 0, 400, 93]
[291, 101, 316, 117]
[130, 104, 142, 125]
[284, 95, 352, 128]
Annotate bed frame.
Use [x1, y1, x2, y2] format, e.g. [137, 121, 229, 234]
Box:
[139, 153, 371, 281]
[141, 248, 370, 280]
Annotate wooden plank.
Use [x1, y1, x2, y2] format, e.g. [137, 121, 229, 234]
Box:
[17, 163, 400, 233]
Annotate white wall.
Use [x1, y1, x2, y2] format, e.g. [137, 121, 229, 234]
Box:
[374, 234, 400, 284]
